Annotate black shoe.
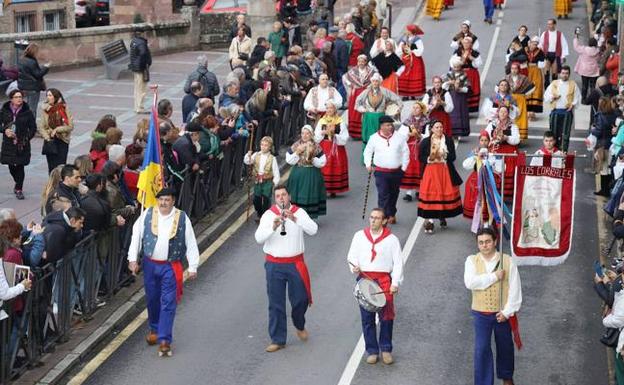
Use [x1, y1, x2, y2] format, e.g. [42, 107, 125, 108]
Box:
[14, 190, 24, 200]
[440, 218, 448, 228]
[594, 190, 611, 197]
[402, 194, 413, 202]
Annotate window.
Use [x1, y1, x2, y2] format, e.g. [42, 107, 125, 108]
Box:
[14, 11, 36, 33]
[43, 10, 65, 31]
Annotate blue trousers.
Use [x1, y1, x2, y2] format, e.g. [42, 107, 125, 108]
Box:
[483, 0, 495, 19]
[265, 261, 309, 345]
[472, 311, 514, 385]
[360, 307, 393, 354]
[143, 259, 177, 344]
[374, 170, 404, 218]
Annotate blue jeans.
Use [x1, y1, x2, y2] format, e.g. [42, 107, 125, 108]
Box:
[472, 311, 514, 385]
[483, 0, 495, 19]
[359, 306, 393, 355]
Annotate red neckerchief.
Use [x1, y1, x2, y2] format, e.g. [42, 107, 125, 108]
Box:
[269, 204, 300, 216]
[363, 227, 392, 262]
[539, 146, 558, 155]
[378, 130, 394, 146]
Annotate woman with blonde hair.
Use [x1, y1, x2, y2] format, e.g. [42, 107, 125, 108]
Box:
[40, 165, 63, 216]
[39, 88, 74, 173]
[314, 28, 328, 50]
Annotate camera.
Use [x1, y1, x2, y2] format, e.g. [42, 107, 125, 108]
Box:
[574, 26, 581, 35]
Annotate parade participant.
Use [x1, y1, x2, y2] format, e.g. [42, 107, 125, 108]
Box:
[364, 115, 409, 224]
[314, 101, 349, 197]
[526, 36, 546, 119]
[553, 0, 571, 19]
[483, 0, 495, 24]
[481, 79, 518, 122]
[422, 76, 454, 137]
[450, 20, 481, 51]
[371, 40, 404, 94]
[425, 0, 444, 21]
[464, 226, 522, 385]
[443, 57, 472, 139]
[505, 39, 528, 76]
[127, 187, 200, 357]
[254, 185, 318, 353]
[347, 208, 403, 365]
[345, 24, 365, 67]
[451, 36, 483, 113]
[303, 73, 343, 125]
[397, 24, 426, 99]
[507, 26, 530, 53]
[356, 73, 402, 160]
[462, 130, 502, 220]
[286, 125, 327, 218]
[539, 19, 569, 87]
[530, 130, 564, 168]
[543, 65, 581, 152]
[342, 55, 378, 139]
[486, 105, 520, 199]
[398, 101, 428, 201]
[244, 136, 281, 220]
[506, 62, 535, 140]
[418, 120, 463, 234]
[369, 27, 394, 58]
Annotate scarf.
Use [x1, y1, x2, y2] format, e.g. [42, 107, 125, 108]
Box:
[378, 129, 394, 146]
[539, 146, 558, 155]
[47, 103, 69, 129]
[363, 226, 392, 262]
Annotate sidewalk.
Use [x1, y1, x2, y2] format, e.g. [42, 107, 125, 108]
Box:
[1, 48, 231, 223]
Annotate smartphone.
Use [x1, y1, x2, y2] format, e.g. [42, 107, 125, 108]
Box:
[594, 260, 605, 278]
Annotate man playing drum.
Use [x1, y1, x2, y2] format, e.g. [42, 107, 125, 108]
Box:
[254, 185, 319, 353]
[347, 208, 403, 365]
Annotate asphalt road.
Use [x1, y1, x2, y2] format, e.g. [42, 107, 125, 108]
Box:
[77, 0, 607, 384]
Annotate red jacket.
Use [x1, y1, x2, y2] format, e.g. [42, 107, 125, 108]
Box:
[3, 248, 24, 313]
[90, 150, 108, 173]
[346, 33, 365, 67]
[606, 54, 620, 86]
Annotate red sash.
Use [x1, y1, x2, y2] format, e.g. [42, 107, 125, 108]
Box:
[148, 258, 184, 304]
[509, 314, 523, 349]
[269, 204, 300, 216]
[360, 271, 394, 320]
[266, 254, 312, 305]
[363, 227, 392, 262]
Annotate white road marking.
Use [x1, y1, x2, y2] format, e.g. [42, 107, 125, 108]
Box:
[480, 11, 503, 88]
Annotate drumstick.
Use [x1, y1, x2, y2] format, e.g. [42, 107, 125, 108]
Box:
[348, 261, 375, 281]
[372, 290, 390, 295]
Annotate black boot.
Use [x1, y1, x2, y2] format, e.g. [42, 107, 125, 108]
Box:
[594, 175, 612, 197]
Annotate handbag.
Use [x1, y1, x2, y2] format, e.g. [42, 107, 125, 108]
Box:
[41, 139, 58, 156]
[236, 41, 249, 62]
[600, 327, 621, 348]
[143, 67, 150, 82]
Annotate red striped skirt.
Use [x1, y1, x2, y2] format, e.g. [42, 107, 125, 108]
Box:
[418, 163, 463, 218]
[400, 140, 421, 190]
[320, 139, 349, 194]
[429, 109, 452, 137]
[444, 0, 454, 6]
[398, 55, 426, 97]
[347, 87, 365, 139]
[464, 67, 481, 112]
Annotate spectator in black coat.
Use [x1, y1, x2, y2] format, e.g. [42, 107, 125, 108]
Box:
[283, 17, 302, 48]
[0, 89, 37, 200]
[248, 38, 270, 69]
[42, 207, 85, 264]
[182, 81, 202, 123]
[160, 120, 185, 194]
[17, 43, 48, 120]
[586, 76, 617, 127]
[45, 164, 82, 214]
[80, 174, 122, 232]
[173, 121, 205, 172]
[183, 55, 220, 99]
[128, 30, 152, 114]
[329, 27, 349, 76]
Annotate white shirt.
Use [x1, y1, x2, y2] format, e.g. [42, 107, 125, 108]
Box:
[449, 53, 483, 69]
[530, 149, 564, 168]
[398, 38, 424, 57]
[243, 152, 281, 185]
[285, 147, 327, 168]
[464, 252, 522, 318]
[254, 205, 318, 257]
[603, 290, 624, 352]
[303, 86, 344, 112]
[347, 229, 404, 286]
[543, 79, 581, 110]
[485, 120, 520, 146]
[370, 37, 395, 58]
[127, 208, 201, 273]
[314, 119, 349, 145]
[364, 131, 410, 171]
[422, 90, 454, 113]
[462, 152, 503, 173]
[539, 30, 569, 58]
[450, 38, 480, 51]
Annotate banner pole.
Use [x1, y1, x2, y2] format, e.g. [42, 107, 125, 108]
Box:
[498, 153, 506, 312]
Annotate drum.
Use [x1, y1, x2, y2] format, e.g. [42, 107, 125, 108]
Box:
[353, 278, 387, 313]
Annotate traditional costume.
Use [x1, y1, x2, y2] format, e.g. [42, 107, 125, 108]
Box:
[450, 22, 481, 52]
[539, 28, 569, 84]
[480, 85, 519, 122]
[418, 132, 463, 222]
[127, 188, 200, 356]
[543, 78, 581, 152]
[531, 145, 564, 168]
[505, 46, 528, 76]
[464, 251, 522, 385]
[315, 113, 349, 195]
[370, 37, 396, 59]
[371, 43, 404, 94]
[363, 115, 410, 222]
[426, 0, 444, 21]
[347, 226, 403, 360]
[422, 81, 454, 137]
[506, 69, 535, 140]
[244, 150, 281, 218]
[398, 108, 428, 199]
[355, 77, 403, 160]
[486, 115, 520, 199]
[526, 38, 546, 113]
[450, 42, 483, 113]
[343, 60, 378, 139]
[443, 63, 471, 137]
[254, 201, 318, 350]
[397, 26, 426, 98]
[553, 0, 571, 18]
[303, 84, 343, 124]
[286, 126, 327, 218]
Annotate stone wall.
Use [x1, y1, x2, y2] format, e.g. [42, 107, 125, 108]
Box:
[199, 12, 237, 48]
[111, 0, 177, 25]
[0, 0, 74, 35]
[0, 7, 200, 69]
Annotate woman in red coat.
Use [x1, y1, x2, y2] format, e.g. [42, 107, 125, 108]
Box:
[345, 24, 365, 68]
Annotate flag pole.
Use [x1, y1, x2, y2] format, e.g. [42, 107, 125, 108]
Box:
[149, 84, 165, 189]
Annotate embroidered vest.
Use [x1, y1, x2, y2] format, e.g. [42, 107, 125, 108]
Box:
[253, 153, 274, 180]
[470, 253, 510, 312]
[549, 80, 577, 110]
[142, 207, 187, 262]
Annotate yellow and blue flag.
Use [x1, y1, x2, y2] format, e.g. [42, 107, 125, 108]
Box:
[136, 105, 164, 208]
